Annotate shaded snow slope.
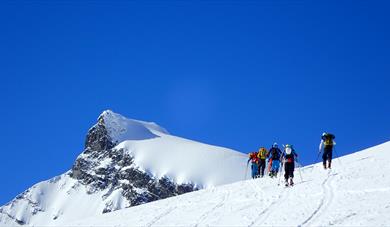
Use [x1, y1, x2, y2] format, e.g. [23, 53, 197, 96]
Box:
[70, 141, 390, 227]
[0, 110, 248, 226]
[116, 134, 246, 188]
[100, 110, 169, 142]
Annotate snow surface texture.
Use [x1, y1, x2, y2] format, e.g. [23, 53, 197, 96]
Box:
[69, 141, 390, 227]
[0, 110, 248, 226]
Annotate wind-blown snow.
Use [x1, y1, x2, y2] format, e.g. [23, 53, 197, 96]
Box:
[70, 141, 390, 227]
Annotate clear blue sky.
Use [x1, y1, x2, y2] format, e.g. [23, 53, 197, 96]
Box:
[0, 0, 389, 205]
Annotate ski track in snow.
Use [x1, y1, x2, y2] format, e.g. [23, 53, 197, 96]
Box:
[145, 206, 177, 227]
[193, 190, 230, 227]
[298, 171, 336, 227]
[248, 186, 287, 227]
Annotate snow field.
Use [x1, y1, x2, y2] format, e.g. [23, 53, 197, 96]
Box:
[71, 142, 390, 226]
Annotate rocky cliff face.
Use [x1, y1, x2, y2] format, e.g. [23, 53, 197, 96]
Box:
[70, 114, 197, 211]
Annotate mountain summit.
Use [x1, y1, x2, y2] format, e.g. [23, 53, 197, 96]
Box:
[0, 111, 247, 226]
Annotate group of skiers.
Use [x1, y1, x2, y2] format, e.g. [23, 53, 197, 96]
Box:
[247, 132, 336, 187]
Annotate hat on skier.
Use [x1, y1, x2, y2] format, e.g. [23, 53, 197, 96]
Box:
[273, 142, 278, 148]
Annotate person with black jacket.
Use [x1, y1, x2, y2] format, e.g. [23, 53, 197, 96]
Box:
[282, 144, 298, 186]
[319, 132, 336, 169]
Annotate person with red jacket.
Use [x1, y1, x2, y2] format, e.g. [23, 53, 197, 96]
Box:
[247, 152, 259, 179]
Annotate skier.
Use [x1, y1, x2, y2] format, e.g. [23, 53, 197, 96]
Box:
[257, 147, 268, 177]
[247, 152, 259, 179]
[319, 132, 336, 169]
[268, 143, 282, 178]
[282, 144, 298, 186]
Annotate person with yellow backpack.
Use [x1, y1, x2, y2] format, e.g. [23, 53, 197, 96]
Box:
[257, 147, 268, 177]
[319, 132, 336, 169]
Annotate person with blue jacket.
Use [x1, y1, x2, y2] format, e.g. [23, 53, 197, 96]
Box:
[268, 143, 282, 178]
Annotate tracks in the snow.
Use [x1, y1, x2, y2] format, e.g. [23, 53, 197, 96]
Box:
[298, 171, 336, 227]
[193, 190, 230, 227]
[146, 206, 176, 227]
[248, 180, 287, 227]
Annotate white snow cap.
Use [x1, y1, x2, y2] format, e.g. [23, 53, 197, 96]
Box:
[99, 110, 169, 143]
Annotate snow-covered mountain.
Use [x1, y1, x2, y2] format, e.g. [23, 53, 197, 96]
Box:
[50, 142, 390, 226]
[0, 110, 248, 226]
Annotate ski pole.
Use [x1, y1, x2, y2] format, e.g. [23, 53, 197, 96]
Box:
[314, 151, 321, 164]
[244, 162, 249, 180]
[333, 147, 342, 167]
[311, 151, 321, 173]
[296, 161, 303, 183]
[277, 159, 284, 186]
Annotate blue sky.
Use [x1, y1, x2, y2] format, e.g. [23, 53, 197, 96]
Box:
[0, 0, 389, 205]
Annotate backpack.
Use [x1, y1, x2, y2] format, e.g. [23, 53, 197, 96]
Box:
[323, 133, 335, 147]
[249, 152, 258, 163]
[271, 148, 280, 160]
[284, 148, 296, 163]
[258, 148, 267, 160]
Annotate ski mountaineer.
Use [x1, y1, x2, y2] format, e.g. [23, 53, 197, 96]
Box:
[247, 152, 259, 179]
[282, 144, 298, 186]
[319, 132, 336, 169]
[268, 143, 282, 178]
[257, 147, 268, 177]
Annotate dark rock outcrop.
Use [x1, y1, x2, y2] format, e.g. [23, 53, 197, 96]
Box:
[84, 116, 115, 153]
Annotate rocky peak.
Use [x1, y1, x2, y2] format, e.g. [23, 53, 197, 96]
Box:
[84, 112, 115, 152]
[70, 110, 196, 213]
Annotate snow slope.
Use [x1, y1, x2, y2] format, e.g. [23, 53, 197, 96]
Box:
[102, 110, 248, 188]
[0, 110, 249, 226]
[70, 141, 390, 227]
